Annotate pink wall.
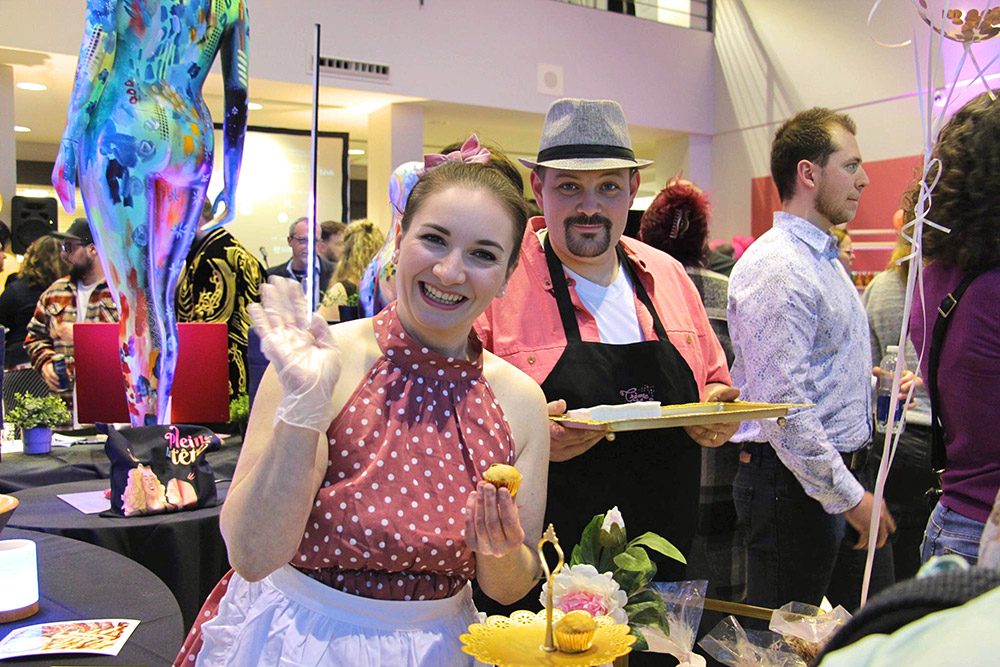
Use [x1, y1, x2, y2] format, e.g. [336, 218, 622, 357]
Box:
[750, 154, 923, 273]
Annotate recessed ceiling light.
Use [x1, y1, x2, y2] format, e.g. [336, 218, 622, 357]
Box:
[14, 125, 30, 133]
[248, 102, 263, 111]
[16, 82, 46, 92]
[347, 148, 365, 156]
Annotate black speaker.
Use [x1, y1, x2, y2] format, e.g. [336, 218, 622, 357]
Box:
[10, 196, 57, 254]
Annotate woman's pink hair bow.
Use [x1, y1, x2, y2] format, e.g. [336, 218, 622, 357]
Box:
[423, 134, 491, 169]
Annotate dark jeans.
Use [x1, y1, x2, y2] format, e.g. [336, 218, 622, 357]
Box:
[873, 423, 935, 581]
[733, 442, 894, 620]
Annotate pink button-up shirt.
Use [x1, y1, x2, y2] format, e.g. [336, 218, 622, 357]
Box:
[476, 217, 731, 396]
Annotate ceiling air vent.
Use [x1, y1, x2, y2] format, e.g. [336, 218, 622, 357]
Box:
[312, 55, 390, 82]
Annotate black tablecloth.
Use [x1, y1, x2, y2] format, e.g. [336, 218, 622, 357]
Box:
[0, 528, 184, 666]
[8, 480, 231, 631]
[0, 435, 242, 493]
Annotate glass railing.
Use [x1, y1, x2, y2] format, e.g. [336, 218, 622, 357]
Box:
[552, 0, 712, 32]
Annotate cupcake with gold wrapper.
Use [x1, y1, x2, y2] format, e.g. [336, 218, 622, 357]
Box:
[482, 463, 522, 498]
[554, 610, 597, 653]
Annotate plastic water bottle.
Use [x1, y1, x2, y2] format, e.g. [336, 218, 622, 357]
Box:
[875, 345, 905, 435]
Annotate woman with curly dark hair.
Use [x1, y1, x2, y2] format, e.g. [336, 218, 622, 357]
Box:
[0, 236, 68, 369]
[909, 90, 1000, 565]
[639, 177, 731, 363]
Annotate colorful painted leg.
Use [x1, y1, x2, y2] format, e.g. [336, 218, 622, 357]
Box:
[148, 176, 206, 421]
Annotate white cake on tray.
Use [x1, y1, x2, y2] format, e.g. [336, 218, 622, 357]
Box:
[565, 401, 662, 422]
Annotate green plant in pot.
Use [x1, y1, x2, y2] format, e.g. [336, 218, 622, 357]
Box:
[339, 292, 362, 322]
[229, 393, 250, 439]
[7, 392, 72, 455]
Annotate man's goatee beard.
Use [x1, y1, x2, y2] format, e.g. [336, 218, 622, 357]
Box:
[563, 214, 614, 258]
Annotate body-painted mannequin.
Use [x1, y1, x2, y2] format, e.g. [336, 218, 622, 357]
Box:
[53, 0, 249, 425]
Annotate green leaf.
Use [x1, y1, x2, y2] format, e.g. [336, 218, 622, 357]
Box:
[229, 394, 250, 422]
[628, 532, 687, 564]
[596, 549, 616, 574]
[626, 588, 661, 606]
[8, 391, 71, 430]
[612, 547, 656, 595]
[629, 627, 649, 652]
[625, 591, 670, 636]
[623, 600, 664, 626]
[568, 514, 604, 567]
[613, 546, 653, 572]
[613, 567, 644, 597]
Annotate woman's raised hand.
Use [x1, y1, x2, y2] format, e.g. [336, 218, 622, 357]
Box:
[248, 277, 342, 433]
[464, 481, 525, 558]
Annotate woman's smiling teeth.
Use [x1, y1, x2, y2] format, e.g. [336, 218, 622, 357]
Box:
[422, 282, 466, 305]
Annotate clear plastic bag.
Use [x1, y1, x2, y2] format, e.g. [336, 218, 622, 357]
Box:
[699, 615, 805, 667]
[768, 602, 850, 664]
[639, 580, 708, 666]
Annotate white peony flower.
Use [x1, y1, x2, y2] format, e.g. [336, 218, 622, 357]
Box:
[601, 506, 625, 533]
[539, 563, 629, 624]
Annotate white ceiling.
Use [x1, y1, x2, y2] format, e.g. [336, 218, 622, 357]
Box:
[4, 46, 676, 191]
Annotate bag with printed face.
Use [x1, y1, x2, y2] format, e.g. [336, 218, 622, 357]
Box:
[102, 423, 220, 517]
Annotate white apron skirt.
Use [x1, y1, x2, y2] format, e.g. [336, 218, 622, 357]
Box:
[196, 565, 485, 666]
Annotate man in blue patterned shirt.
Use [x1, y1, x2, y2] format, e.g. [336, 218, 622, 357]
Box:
[728, 108, 896, 612]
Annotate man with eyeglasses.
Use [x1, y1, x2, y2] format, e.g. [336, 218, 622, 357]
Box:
[24, 217, 118, 399]
[265, 217, 334, 307]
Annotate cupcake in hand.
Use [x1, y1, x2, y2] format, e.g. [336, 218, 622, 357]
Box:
[481, 463, 523, 498]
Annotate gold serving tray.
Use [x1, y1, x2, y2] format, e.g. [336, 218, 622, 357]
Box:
[550, 401, 809, 433]
[460, 609, 635, 666]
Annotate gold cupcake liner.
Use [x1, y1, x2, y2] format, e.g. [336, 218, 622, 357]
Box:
[555, 629, 595, 653]
[489, 477, 521, 498]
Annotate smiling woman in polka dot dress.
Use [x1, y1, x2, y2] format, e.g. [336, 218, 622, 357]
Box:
[174, 161, 550, 667]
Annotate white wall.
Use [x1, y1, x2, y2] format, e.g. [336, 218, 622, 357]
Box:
[9, 0, 976, 243]
[710, 0, 932, 240]
[0, 0, 716, 135]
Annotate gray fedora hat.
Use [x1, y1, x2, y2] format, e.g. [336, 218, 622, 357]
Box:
[519, 98, 653, 171]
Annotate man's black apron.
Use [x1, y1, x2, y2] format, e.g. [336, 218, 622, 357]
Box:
[539, 237, 701, 582]
[473, 239, 704, 629]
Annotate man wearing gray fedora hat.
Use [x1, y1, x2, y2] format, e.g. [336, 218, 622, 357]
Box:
[476, 99, 739, 623]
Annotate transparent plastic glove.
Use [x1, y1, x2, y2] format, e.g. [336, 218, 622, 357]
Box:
[249, 277, 342, 433]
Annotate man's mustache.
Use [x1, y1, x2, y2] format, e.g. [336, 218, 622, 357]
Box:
[564, 214, 613, 230]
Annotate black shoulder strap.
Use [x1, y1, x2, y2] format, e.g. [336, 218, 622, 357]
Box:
[542, 235, 669, 343]
[928, 267, 994, 470]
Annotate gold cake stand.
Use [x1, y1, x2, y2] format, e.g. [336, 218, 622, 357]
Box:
[459, 525, 636, 666]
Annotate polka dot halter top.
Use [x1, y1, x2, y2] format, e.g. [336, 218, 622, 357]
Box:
[294, 303, 516, 601]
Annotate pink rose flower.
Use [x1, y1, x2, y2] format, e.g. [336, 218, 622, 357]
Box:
[559, 590, 611, 617]
[540, 563, 629, 624]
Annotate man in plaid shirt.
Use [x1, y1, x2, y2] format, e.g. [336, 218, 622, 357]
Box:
[24, 218, 118, 399]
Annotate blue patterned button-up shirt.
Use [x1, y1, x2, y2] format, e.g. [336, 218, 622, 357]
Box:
[728, 212, 869, 513]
